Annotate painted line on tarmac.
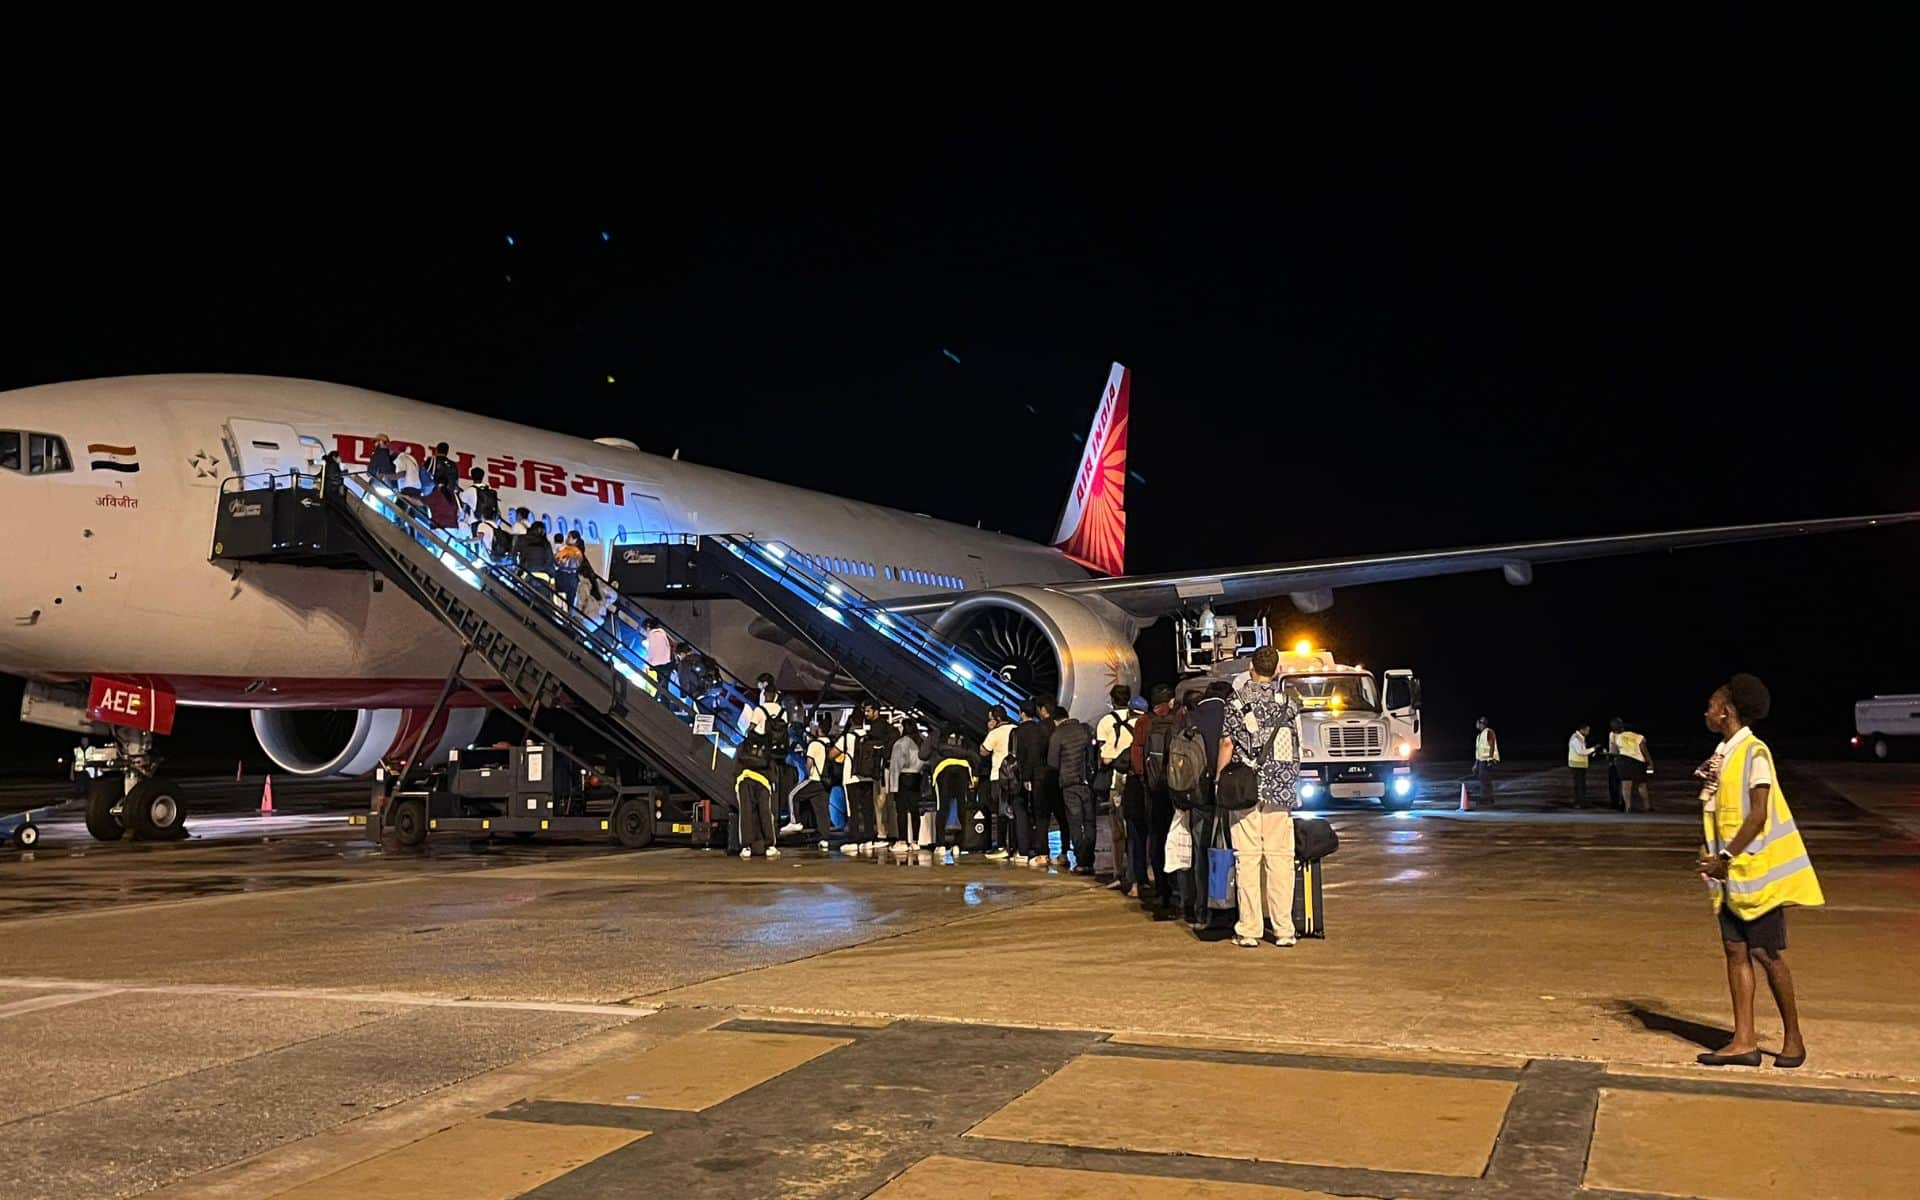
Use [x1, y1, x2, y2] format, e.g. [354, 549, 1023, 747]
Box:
[0, 976, 658, 1018]
[0, 987, 126, 1020]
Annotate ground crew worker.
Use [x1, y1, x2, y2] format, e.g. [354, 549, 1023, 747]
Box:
[1611, 717, 1653, 812]
[1695, 674, 1821, 1068]
[1094, 685, 1137, 887]
[1568, 722, 1596, 808]
[1473, 716, 1500, 807]
[734, 765, 778, 859]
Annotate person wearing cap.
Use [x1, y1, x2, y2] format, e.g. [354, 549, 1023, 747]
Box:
[1473, 717, 1500, 807]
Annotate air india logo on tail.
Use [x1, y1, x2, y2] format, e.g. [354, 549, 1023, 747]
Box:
[88, 443, 140, 474]
[1051, 363, 1129, 576]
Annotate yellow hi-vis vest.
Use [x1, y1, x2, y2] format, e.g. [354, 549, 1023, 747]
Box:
[1615, 730, 1647, 762]
[1475, 729, 1499, 762]
[1568, 733, 1591, 768]
[1706, 733, 1824, 918]
[734, 768, 772, 805]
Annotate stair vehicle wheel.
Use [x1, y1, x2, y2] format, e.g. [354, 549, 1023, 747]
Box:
[126, 778, 189, 841]
[390, 797, 429, 847]
[612, 795, 655, 849]
[15, 822, 39, 849]
[84, 778, 124, 842]
[1874, 735, 1891, 761]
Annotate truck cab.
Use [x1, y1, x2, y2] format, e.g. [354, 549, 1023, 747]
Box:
[1174, 614, 1422, 810]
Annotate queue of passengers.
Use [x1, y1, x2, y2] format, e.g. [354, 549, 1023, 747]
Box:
[721, 645, 1313, 948]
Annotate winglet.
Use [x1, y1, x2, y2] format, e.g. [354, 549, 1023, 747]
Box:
[1051, 363, 1129, 576]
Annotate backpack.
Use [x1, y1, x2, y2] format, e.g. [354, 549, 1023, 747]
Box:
[1166, 723, 1208, 799]
[1217, 761, 1259, 810]
[1143, 716, 1174, 791]
[761, 703, 789, 751]
[811, 738, 844, 786]
[858, 727, 892, 779]
[1102, 710, 1137, 772]
[473, 485, 500, 523]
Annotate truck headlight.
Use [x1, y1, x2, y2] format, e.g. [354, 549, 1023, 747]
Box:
[1397, 741, 1411, 757]
[1300, 783, 1319, 802]
[1393, 777, 1412, 797]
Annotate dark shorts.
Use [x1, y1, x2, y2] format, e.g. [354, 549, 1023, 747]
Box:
[1718, 904, 1787, 952]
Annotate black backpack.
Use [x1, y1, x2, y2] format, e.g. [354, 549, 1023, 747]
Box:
[812, 738, 844, 786]
[1143, 716, 1174, 791]
[859, 727, 892, 779]
[761, 703, 789, 751]
[473, 485, 500, 523]
[489, 525, 514, 560]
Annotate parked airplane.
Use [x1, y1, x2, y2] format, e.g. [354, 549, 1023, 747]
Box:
[2, 365, 1912, 838]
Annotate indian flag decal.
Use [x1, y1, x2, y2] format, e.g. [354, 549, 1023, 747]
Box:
[88, 443, 140, 473]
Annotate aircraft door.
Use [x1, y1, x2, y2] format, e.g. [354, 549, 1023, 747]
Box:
[623, 491, 674, 543]
[223, 419, 306, 488]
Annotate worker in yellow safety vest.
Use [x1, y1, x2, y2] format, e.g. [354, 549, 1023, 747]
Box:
[1609, 717, 1654, 812]
[1567, 723, 1596, 808]
[1473, 717, 1500, 807]
[1693, 674, 1822, 1068]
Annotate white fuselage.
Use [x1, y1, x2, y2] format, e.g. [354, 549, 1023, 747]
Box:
[0, 375, 1088, 708]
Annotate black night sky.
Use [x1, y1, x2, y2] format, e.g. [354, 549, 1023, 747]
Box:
[5, 60, 1916, 764]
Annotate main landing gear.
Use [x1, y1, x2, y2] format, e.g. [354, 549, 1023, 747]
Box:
[80, 732, 189, 842]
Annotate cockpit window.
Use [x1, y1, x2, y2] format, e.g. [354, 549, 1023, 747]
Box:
[0, 432, 18, 471]
[28, 433, 72, 475]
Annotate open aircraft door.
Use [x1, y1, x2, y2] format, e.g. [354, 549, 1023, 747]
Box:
[223, 418, 306, 487]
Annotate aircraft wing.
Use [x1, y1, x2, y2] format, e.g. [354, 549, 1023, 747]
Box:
[1046, 511, 1920, 620]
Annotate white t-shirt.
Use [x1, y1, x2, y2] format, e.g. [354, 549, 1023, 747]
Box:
[643, 628, 672, 667]
[1095, 709, 1135, 767]
[806, 736, 830, 781]
[980, 724, 1013, 782]
[740, 697, 784, 737]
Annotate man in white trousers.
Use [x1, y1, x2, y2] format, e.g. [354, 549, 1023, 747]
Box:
[1214, 645, 1302, 948]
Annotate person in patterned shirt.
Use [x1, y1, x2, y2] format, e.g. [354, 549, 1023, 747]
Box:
[1216, 644, 1303, 948]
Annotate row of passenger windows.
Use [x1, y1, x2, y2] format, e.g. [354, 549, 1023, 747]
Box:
[796, 552, 963, 591]
[0, 432, 72, 475]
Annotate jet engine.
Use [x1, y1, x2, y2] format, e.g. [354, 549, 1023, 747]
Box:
[250, 706, 487, 777]
[930, 587, 1142, 723]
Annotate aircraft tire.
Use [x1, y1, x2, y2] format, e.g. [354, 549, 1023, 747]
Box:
[126, 778, 189, 841]
[85, 778, 125, 842]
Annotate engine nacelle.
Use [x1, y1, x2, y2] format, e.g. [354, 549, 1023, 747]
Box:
[930, 587, 1142, 724]
[250, 706, 486, 777]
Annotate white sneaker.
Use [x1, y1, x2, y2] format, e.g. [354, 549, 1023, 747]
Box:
[1232, 936, 1261, 948]
[766, 847, 782, 858]
[1009, 855, 1029, 866]
[891, 841, 912, 853]
[780, 822, 803, 834]
[985, 849, 1009, 860]
[1272, 935, 1297, 947]
[1030, 855, 1049, 869]
[739, 848, 752, 859]
[818, 840, 831, 851]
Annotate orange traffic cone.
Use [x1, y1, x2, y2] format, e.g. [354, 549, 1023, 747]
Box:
[1458, 781, 1471, 812]
[260, 774, 275, 815]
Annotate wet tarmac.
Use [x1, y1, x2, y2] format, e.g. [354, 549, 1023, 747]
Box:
[2, 759, 1917, 1198]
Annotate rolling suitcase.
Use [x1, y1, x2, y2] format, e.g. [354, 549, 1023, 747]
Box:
[960, 784, 992, 852]
[1291, 857, 1325, 938]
